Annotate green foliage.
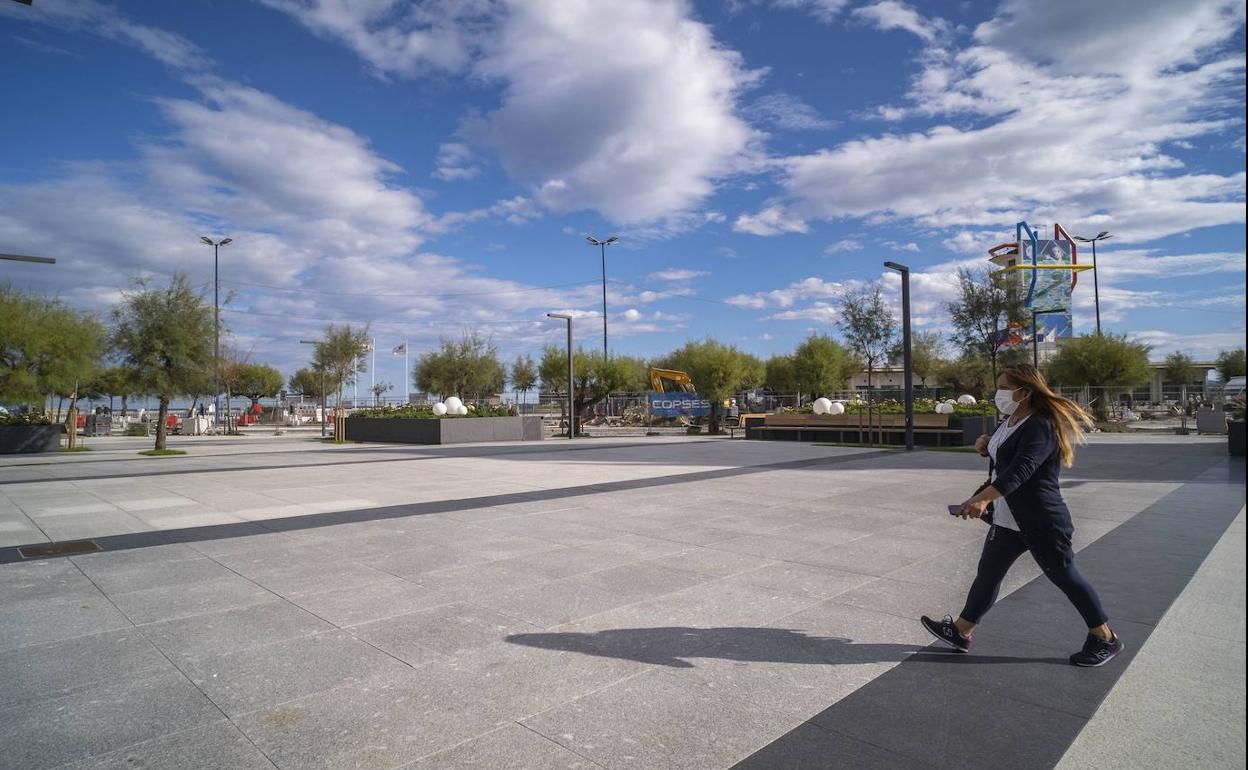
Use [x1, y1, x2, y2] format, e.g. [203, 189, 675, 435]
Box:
[124, 422, 149, 436]
[352, 403, 516, 419]
[1215, 348, 1246, 381]
[538, 346, 646, 421]
[235, 363, 284, 404]
[661, 338, 763, 430]
[110, 274, 214, 450]
[415, 331, 505, 399]
[1, 285, 105, 406]
[838, 283, 897, 382]
[934, 355, 995, 399]
[312, 324, 371, 405]
[892, 331, 946, 387]
[1045, 333, 1152, 388]
[85, 366, 137, 406]
[288, 367, 326, 400]
[510, 354, 538, 393]
[139, 448, 186, 456]
[789, 335, 857, 397]
[764, 355, 796, 392]
[946, 267, 1027, 374]
[1, 411, 52, 426]
[1162, 352, 1199, 388]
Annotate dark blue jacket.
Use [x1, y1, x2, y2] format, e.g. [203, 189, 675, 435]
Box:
[993, 414, 1072, 535]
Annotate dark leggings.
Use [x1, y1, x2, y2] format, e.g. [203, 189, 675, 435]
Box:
[960, 524, 1109, 628]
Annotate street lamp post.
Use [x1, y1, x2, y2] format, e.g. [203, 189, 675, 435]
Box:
[585, 236, 618, 361]
[1031, 308, 1067, 368]
[200, 236, 232, 431]
[298, 340, 326, 437]
[547, 313, 575, 439]
[1072, 231, 1111, 335]
[884, 261, 914, 451]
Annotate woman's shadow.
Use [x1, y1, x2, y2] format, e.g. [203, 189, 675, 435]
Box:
[504, 626, 1068, 668]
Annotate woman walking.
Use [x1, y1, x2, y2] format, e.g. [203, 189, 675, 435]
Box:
[921, 364, 1125, 667]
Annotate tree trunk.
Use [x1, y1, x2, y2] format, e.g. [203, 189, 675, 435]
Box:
[155, 395, 170, 450]
[121, 394, 129, 418]
[709, 401, 722, 434]
[55, 395, 65, 422]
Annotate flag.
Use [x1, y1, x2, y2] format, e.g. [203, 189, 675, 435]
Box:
[392, 343, 407, 355]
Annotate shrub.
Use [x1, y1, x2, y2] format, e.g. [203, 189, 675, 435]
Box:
[351, 403, 516, 419]
[0, 411, 52, 427]
[124, 423, 149, 436]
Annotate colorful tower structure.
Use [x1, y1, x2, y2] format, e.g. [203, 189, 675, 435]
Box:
[987, 222, 1093, 362]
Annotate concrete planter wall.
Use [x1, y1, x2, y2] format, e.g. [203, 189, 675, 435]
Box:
[343, 416, 542, 445]
[1229, 420, 1245, 457]
[746, 413, 993, 447]
[0, 425, 61, 454]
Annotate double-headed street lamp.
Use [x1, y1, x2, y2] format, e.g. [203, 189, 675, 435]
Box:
[200, 236, 232, 428]
[884, 261, 914, 451]
[547, 313, 575, 440]
[1072, 231, 1111, 335]
[585, 236, 618, 361]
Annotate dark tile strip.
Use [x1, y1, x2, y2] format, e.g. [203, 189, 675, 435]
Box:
[0, 449, 896, 564]
[732, 459, 1245, 770]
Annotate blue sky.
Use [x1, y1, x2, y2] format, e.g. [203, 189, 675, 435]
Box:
[2, 0, 1245, 383]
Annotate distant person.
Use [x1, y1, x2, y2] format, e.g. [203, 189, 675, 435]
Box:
[922, 364, 1124, 667]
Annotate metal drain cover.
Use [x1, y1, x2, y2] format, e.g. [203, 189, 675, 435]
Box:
[19, 540, 102, 559]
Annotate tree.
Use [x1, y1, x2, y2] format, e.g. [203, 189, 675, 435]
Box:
[218, 347, 250, 434]
[892, 331, 946, 388]
[110, 274, 214, 450]
[289, 367, 326, 400]
[510, 354, 538, 408]
[1, 286, 104, 411]
[946, 267, 1028, 381]
[789, 334, 857, 400]
[1045, 333, 1152, 420]
[415, 331, 505, 400]
[838, 283, 897, 393]
[85, 366, 135, 415]
[934, 355, 994, 399]
[662, 339, 760, 432]
[1162, 352, 1198, 400]
[539, 346, 645, 430]
[311, 324, 371, 410]
[236, 363, 284, 418]
[1215, 348, 1246, 382]
[764, 355, 797, 393]
[371, 380, 393, 405]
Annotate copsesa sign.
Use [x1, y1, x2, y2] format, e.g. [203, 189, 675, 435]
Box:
[649, 391, 712, 418]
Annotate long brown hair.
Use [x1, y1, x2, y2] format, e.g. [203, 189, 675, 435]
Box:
[1000, 364, 1094, 467]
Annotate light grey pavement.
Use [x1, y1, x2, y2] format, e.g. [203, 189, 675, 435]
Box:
[0, 434, 1242, 769]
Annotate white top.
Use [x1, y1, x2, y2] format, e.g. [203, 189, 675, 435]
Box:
[987, 415, 1031, 531]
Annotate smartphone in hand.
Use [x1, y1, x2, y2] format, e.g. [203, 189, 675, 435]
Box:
[948, 504, 963, 517]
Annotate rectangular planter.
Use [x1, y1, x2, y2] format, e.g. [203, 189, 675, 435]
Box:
[746, 414, 994, 447]
[343, 416, 542, 445]
[0, 425, 61, 454]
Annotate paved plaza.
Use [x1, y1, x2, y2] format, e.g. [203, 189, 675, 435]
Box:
[0, 434, 1243, 769]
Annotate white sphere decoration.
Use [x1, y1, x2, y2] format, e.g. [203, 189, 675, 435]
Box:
[935, 402, 955, 415]
[432, 402, 448, 416]
[828, 401, 845, 415]
[455, 404, 469, 416]
[444, 396, 463, 412]
[957, 394, 977, 406]
[813, 397, 832, 415]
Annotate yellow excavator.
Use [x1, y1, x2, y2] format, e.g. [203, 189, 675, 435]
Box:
[648, 367, 697, 395]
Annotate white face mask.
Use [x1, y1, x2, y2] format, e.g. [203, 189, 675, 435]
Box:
[995, 388, 1021, 415]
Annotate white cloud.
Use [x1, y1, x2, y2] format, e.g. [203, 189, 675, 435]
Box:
[432, 142, 482, 181]
[882, 240, 920, 252]
[733, 206, 809, 236]
[825, 238, 863, 254]
[467, 0, 762, 224]
[740, 0, 1247, 243]
[748, 92, 837, 131]
[739, 0, 850, 24]
[851, 1, 951, 44]
[649, 268, 709, 282]
[767, 303, 840, 323]
[726, 276, 851, 311]
[257, 0, 496, 77]
[2, 0, 209, 69]
[1131, 330, 1248, 360]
